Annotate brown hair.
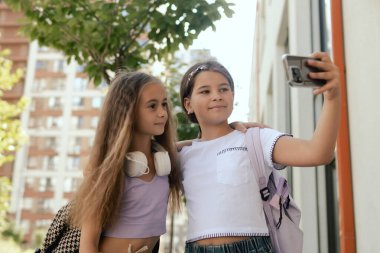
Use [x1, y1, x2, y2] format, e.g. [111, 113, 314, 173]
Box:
[70, 71, 182, 231]
[179, 61, 235, 123]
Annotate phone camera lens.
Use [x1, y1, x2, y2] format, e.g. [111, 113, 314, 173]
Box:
[290, 67, 302, 83]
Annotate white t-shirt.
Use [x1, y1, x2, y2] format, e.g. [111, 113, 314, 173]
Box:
[179, 128, 289, 242]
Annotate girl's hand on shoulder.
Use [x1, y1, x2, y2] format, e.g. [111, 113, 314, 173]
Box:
[176, 140, 192, 151]
[308, 52, 340, 100]
[229, 121, 270, 133]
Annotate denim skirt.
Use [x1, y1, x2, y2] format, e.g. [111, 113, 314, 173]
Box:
[184, 236, 273, 253]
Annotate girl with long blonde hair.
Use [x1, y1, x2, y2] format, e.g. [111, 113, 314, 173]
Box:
[70, 71, 182, 253]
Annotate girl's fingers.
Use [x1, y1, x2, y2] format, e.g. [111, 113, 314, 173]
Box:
[309, 71, 336, 80]
[307, 59, 332, 71]
[310, 51, 331, 62]
[313, 78, 339, 95]
[307, 53, 339, 83]
[308, 52, 340, 99]
[313, 84, 333, 95]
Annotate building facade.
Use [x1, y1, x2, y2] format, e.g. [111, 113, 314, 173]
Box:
[0, 2, 29, 179]
[12, 43, 105, 243]
[249, 0, 380, 252]
[0, 3, 106, 244]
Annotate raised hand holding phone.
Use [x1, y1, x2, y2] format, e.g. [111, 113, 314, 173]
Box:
[283, 52, 340, 99]
[307, 52, 340, 99]
[283, 54, 326, 88]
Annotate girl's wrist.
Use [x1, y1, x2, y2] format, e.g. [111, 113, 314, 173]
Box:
[323, 94, 341, 108]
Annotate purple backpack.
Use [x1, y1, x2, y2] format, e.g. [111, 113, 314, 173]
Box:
[246, 128, 303, 253]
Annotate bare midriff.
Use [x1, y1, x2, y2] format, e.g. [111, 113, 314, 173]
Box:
[195, 236, 250, 246]
[99, 236, 159, 253]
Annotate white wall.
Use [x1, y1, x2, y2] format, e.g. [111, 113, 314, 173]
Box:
[342, 1, 380, 252]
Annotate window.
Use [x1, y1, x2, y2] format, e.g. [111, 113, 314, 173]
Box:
[25, 177, 35, 189]
[56, 60, 65, 72]
[72, 97, 85, 108]
[35, 59, 65, 72]
[29, 136, 60, 152]
[35, 60, 48, 71]
[35, 219, 53, 228]
[35, 177, 56, 192]
[66, 157, 81, 171]
[91, 117, 99, 129]
[48, 97, 63, 109]
[29, 116, 63, 129]
[46, 177, 56, 191]
[33, 78, 66, 92]
[71, 116, 84, 129]
[64, 177, 82, 192]
[92, 97, 103, 108]
[28, 116, 43, 129]
[45, 156, 59, 171]
[68, 136, 92, 154]
[38, 178, 47, 192]
[45, 137, 59, 150]
[47, 116, 63, 129]
[27, 157, 39, 170]
[74, 77, 88, 91]
[68, 137, 81, 154]
[23, 198, 33, 209]
[35, 198, 54, 212]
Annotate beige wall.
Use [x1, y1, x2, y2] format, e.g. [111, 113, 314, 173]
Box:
[342, 1, 380, 252]
[251, 0, 380, 252]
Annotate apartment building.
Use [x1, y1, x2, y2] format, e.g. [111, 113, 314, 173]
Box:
[14, 44, 105, 243]
[250, 1, 380, 253]
[0, 2, 29, 179]
[0, 3, 106, 244]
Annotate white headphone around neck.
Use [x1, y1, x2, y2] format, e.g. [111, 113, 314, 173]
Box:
[124, 142, 171, 177]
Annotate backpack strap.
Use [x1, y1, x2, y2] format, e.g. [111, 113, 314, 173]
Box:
[245, 128, 282, 253]
[245, 128, 269, 200]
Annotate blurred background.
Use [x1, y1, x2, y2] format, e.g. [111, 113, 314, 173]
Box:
[0, 0, 379, 252]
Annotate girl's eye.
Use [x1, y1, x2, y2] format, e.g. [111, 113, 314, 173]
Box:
[200, 90, 209, 94]
[162, 102, 168, 108]
[220, 87, 230, 92]
[148, 103, 156, 109]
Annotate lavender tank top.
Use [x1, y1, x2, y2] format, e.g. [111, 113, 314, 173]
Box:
[103, 174, 169, 238]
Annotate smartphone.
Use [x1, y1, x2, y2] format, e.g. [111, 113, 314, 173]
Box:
[282, 54, 326, 87]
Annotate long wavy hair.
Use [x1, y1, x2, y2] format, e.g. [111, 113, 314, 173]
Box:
[70, 71, 181, 231]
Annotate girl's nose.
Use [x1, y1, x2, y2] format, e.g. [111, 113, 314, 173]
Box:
[158, 106, 167, 117]
[212, 92, 222, 101]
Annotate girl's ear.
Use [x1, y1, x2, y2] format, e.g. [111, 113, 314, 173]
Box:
[184, 97, 193, 114]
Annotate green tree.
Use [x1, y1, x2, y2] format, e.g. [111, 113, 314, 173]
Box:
[0, 49, 27, 168]
[0, 49, 27, 231]
[5, 0, 234, 85]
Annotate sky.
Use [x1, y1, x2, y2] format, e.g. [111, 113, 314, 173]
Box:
[187, 0, 257, 122]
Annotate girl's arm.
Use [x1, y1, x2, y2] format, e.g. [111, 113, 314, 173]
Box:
[79, 218, 101, 253]
[229, 121, 270, 132]
[273, 52, 341, 167]
[176, 122, 268, 151]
